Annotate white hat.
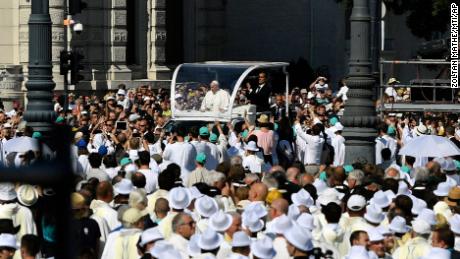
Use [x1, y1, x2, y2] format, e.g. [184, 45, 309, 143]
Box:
[197, 228, 223, 251]
[139, 227, 164, 246]
[122, 207, 147, 224]
[291, 189, 314, 208]
[269, 214, 293, 235]
[411, 219, 431, 234]
[334, 122, 344, 132]
[117, 89, 126, 96]
[284, 224, 314, 252]
[174, 93, 183, 100]
[195, 195, 218, 218]
[228, 253, 250, 259]
[347, 194, 366, 211]
[209, 210, 232, 232]
[397, 181, 411, 196]
[2, 123, 12, 129]
[188, 186, 203, 200]
[296, 213, 315, 231]
[187, 234, 201, 257]
[251, 237, 276, 259]
[364, 204, 385, 224]
[389, 216, 411, 234]
[383, 190, 396, 201]
[242, 211, 264, 233]
[376, 225, 391, 236]
[367, 227, 384, 242]
[370, 190, 391, 209]
[433, 182, 451, 197]
[448, 214, 460, 234]
[156, 249, 182, 259]
[287, 204, 301, 220]
[0, 183, 17, 201]
[411, 197, 427, 215]
[231, 231, 251, 247]
[113, 179, 134, 195]
[0, 234, 17, 249]
[317, 188, 343, 206]
[313, 179, 328, 196]
[244, 202, 267, 219]
[415, 208, 436, 226]
[16, 185, 38, 207]
[149, 240, 174, 258]
[244, 141, 259, 152]
[168, 187, 191, 210]
[128, 113, 141, 122]
[421, 248, 451, 259]
[414, 124, 428, 136]
[346, 245, 370, 259]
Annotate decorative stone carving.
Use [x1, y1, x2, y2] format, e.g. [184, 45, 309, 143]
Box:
[113, 30, 127, 42]
[49, 0, 65, 7]
[113, 47, 126, 62]
[51, 31, 65, 42]
[0, 66, 23, 91]
[49, 9, 65, 25]
[154, 30, 167, 43]
[113, 0, 126, 8]
[114, 10, 127, 26]
[154, 11, 166, 26]
[154, 0, 166, 9]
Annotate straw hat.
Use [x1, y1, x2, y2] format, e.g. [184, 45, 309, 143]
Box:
[414, 124, 428, 136]
[445, 187, 460, 206]
[16, 185, 39, 207]
[257, 114, 269, 124]
[387, 78, 400, 85]
[122, 207, 147, 224]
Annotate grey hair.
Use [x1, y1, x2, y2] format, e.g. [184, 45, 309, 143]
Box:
[413, 167, 429, 182]
[244, 173, 260, 183]
[209, 171, 226, 185]
[230, 155, 243, 166]
[262, 173, 278, 189]
[384, 167, 400, 180]
[348, 170, 365, 186]
[172, 212, 190, 233]
[210, 80, 220, 87]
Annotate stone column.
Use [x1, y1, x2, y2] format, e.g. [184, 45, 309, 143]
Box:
[0, 65, 24, 111]
[342, 0, 378, 164]
[49, 0, 65, 90]
[108, 0, 131, 83]
[148, 0, 170, 80]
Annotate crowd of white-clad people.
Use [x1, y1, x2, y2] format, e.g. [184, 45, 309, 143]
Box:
[0, 76, 459, 259]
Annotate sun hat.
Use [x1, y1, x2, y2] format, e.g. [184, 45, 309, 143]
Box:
[433, 182, 451, 197]
[195, 196, 218, 218]
[197, 228, 223, 251]
[448, 214, 460, 235]
[411, 197, 427, 216]
[376, 225, 391, 236]
[168, 187, 191, 210]
[257, 114, 269, 124]
[209, 210, 232, 232]
[0, 183, 17, 201]
[384, 190, 396, 202]
[367, 227, 384, 242]
[415, 208, 436, 226]
[149, 240, 175, 258]
[139, 227, 164, 246]
[120, 157, 132, 167]
[364, 204, 385, 224]
[231, 231, 251, 247]
[284, 224, 314, 252]
[251, 237, 276, 259]
[209, 133, 218, 143]
[113, 179, 134, 195]
[291, 189, 314, 208]
[16, 185, 39, 207]
[420, 248, 451, 259]
[317, 188, 343, 206]
[414, 124, 428, 136]
[347, 245, 370, 258]
[287, 204, 301, 220]
[188, 186, 203, 200]
[442, 186, 460, 206]
[196, 153, 207, 164]
[117, 89, 126, 96]
[122, 207, 147, 224]
[199, 126, 210, 136]
[397, 181, 411, 196]
[411, 218, 431, 234]
[244, 141, 259, 152]
[296, 213, 315, 231]
[387, 78, 400, 85]
[269, 214, 293, 235]
[244, 202, 267, 219]
[347, 194, 366, 211]
[389, 216, 411, 234]
[187, 234, 201, 257]
[0, 234, 17, 249]
[242, 211, 264, 233]
[313, 179, 328, 195]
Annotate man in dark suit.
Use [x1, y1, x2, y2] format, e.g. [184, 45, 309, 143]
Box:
[270, 94, 286, 121]
[248, 72, 272, 112]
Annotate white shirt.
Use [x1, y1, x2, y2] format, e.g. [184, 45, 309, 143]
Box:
[89, 133, 115, 154]
[90, 199, 121, 231]
[242, 154, 265, 173]
[336, 86, 349, 101]
[332, 134, 346, 166]
[200, 89, 230, 112]
[138, 168, 158, 194]
[375, 135, 397, 164]
[294, 124, 324, 164]
[163, 141, 197, 182]
[169, 233, 189, 259]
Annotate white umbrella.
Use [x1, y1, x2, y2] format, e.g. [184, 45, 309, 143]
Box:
[3, 136, 39, 153]
[399, 135, 460, 158]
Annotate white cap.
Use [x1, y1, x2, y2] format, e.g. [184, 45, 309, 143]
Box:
[168, 187, 191, 210]
[231, 231, 251, 247]
[251, 237, 276, 259]
[0, 234, 17, 249]
[420, 248, 451, 259]
[317, 188, 343, 206]
[433, 182, 451, 197]
[0, 183, 17, 201]
[415, 208, 436, 226]
[117, 89, 126, 96]
[364, 204, 385, 224]
[370, 190, 391, 209]
[284, 224, 314, 252]
[296, 213, 315, 231]
[291, 189, 314, 208]
[139, 227, 164, 246]
[411, 197, 427, 216]
[242, 211, 264, 233]
[244, 141, 259, 151]
[197, 228, 223, 251]
[209, 210, 232, 232]
[389, 216, 411, 234]
[347, 194, 366, 211]
[448, 214, 460, 235]
[367, 227, 384, 242]
[411, 219, 431, 234]
[113, 179, 134, 195]
[195, 195, 218, 218]
[269, 214, 293, 235]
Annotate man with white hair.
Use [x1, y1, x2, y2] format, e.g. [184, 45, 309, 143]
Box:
[200, 80, 230, 113]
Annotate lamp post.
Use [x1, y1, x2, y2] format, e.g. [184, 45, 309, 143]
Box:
[342, 0, 378, 164]
[24, 0, 56, 138]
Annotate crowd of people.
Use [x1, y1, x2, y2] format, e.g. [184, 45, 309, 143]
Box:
[0, 73, 458, 259]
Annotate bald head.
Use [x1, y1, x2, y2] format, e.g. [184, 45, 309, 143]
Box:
[271, 198, 288, 215]
[249, 182, 268, 202]
[96, 181, 114, 203]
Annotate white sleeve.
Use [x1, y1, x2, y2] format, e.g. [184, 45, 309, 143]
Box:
[294, 124, 314, 144]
